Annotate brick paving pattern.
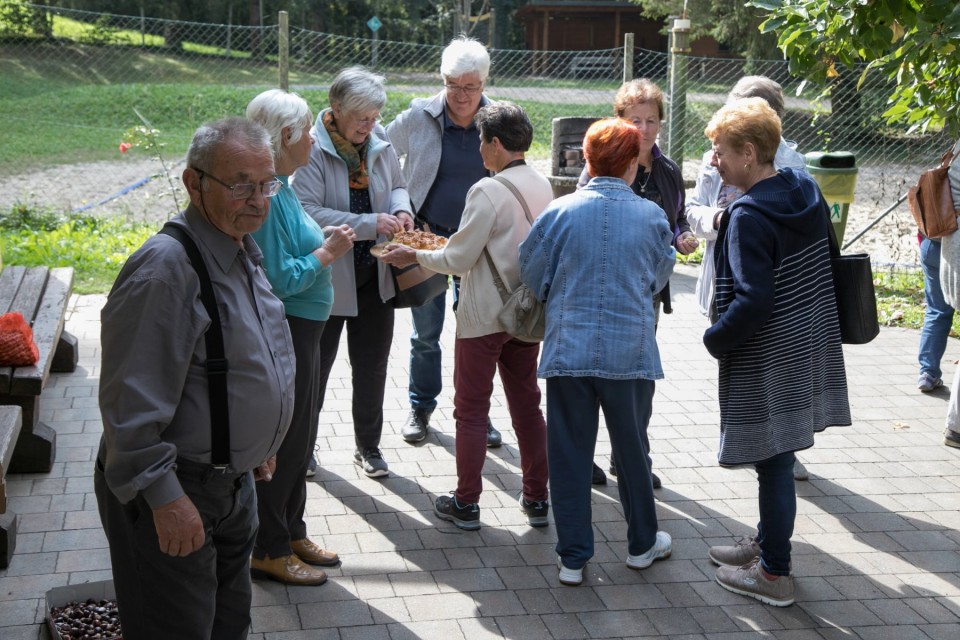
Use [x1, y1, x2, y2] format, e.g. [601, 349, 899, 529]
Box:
[1, 264, 959, 639]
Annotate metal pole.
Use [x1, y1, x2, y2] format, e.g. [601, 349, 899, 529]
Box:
[140, 6, 145, 47]
[226, 5, 232, 57]
[841, 192, 908, 251]
[666, 17, 690, 166]
[622, 32, 634, 84]
[278, 11, 289, 91]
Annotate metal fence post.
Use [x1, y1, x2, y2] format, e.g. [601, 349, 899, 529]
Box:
[623, 32, 634, 84]
[665, 17, 690, 167]
[278, 11, 289, 91]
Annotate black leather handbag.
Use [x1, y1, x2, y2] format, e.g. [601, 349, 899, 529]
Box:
[825, 200, 880, 344]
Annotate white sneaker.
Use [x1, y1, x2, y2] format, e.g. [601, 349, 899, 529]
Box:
[626, 531, 672, 570]
[557, 557, 583, 586]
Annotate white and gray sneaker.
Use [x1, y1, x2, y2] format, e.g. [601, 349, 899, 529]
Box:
[354, 447, 389, 478]
[709, 536, 761, 568]
[558, 557, 583, 586]
[626, 531, 672, 570]
[715, 558, 795, 607]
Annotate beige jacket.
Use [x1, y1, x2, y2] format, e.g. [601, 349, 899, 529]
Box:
[417, 164, 553, 338]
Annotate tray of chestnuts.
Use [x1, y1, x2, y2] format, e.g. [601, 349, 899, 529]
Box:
[46, 581, 122, 640]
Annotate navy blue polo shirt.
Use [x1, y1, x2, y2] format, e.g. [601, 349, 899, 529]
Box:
[417, 106, 487, 231]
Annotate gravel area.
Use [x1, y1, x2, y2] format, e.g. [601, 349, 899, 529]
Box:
[0, 156, 924, 267]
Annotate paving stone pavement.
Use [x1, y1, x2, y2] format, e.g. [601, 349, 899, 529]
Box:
[2, 263, 959, 639]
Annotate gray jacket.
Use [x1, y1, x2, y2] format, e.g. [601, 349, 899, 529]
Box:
[386, 90, 491, 215]
[292, 108, 412, 316]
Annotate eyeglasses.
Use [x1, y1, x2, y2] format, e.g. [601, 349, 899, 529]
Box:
[195, 169, 282, 200]
[444, 83, 483, 96]
[356, 114, 382, 127]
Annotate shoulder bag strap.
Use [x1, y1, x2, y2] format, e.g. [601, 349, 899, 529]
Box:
[939, 138, 960, 170]
[484, 174, 533, 300]
[159, 225, 231, 468]
[819, 188, 842, 258]
[483, 248, 510, 303]
[493, 174, 534, 226]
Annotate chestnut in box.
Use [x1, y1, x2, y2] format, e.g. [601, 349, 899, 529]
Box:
[45, 580, 122, 640]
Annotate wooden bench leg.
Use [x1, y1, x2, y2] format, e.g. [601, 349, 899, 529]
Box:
[3, 396, 56, 474]
[0, 511, 17, 569]
[52, 329, 79, 374]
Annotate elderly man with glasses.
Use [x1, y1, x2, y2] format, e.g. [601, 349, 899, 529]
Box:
[386, 35, 502, 448]
[95, 117, 296, 639]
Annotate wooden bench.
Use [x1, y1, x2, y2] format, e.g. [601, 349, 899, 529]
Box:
[0, 266, 78, 475]
[0, 406, 22, 568]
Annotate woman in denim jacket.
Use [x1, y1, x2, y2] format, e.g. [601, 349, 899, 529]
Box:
[520, 118, 676, 587]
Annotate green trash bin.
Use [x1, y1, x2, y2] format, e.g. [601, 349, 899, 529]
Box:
[805, 151, 858, 246]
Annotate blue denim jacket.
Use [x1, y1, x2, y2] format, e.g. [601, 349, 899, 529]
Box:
[519, 177, 675, 380]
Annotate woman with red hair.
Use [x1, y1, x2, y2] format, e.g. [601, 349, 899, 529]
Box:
[520, 117, 677, 586]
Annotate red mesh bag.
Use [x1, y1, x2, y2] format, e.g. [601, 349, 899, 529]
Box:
[0, 312, 39, 366]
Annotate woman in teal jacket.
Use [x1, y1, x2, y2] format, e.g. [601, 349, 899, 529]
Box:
[247, 89, 355, 586]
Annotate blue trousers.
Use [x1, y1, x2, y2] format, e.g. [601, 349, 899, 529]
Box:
[755, 450, 796, 576]
[919, 238, 955, 380]
[547, 376, 658, 569]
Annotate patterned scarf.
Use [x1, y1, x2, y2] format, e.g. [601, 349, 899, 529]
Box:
[322, 110, 369, 189]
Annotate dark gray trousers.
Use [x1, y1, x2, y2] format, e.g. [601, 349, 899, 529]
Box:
[95, 459, 257, 640]
[254, 315, 325, 558]
[317, 263, 394, 451]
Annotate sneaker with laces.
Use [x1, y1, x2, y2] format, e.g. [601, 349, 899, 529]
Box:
[434, 493, 480, 530]
[709, 536, 761, 567]
[557, 557, 583, 586]
[918, 372, 944, 393]
[626, 530, 672, 569]
[518, 494, 550, 527]
[354, 448, 389, 478]
[402, 408, 431, 443]
[715, 558, 795, 606]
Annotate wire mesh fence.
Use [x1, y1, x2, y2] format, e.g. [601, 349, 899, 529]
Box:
[2, 2, 953, 264]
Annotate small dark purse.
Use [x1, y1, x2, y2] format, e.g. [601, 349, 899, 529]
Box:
[824, 199, 880, 344]
[391, 263, 448, 308]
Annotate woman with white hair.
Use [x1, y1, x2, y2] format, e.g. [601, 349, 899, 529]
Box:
[293, 67, 415, 479]
[245, 89, 356, 586]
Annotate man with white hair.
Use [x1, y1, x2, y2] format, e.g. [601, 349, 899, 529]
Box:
[386, 36, 501, 447]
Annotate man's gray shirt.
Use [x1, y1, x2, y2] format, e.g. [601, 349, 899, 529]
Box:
[98, 205, 296, 509]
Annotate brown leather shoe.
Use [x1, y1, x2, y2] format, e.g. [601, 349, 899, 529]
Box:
[250, 554, 327, 585]
[291, 538, 340, 567]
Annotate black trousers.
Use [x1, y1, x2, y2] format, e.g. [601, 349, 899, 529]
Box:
[94, 459, 257, 640]
[317, 263, 394, 451]
[254, 315, 325, 559]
